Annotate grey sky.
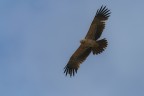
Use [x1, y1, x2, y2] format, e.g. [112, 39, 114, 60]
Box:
[0, 0, 144, 96]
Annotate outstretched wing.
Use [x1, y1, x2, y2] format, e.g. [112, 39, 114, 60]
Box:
[85, 5, 111, 40]
[64, 44, 91, 77]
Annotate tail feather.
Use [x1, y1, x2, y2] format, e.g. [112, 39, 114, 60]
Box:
[92, 38, 108, 55]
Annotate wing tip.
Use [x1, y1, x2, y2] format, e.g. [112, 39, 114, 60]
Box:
[64, 65, 78, 77]
[96, 5, 111, 19]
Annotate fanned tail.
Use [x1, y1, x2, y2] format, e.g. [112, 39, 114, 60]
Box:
[92, 38, 108, 55]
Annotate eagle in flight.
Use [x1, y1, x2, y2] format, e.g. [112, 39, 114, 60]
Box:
[64, 5, 111, 77]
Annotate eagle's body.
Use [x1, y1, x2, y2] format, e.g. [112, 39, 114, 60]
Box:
[80, 39, 99, 47]
[64, 6, 111, 77]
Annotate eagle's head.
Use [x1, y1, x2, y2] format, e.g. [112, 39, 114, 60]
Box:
[80, 39, 86, 44]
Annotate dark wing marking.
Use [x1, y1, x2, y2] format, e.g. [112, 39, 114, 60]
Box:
[85, 5, 111, 40]
[64, 44, 91, 77]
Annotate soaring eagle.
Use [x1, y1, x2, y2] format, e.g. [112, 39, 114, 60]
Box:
[64, 6, 111, 77]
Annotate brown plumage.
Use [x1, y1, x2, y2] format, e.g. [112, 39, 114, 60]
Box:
[64, 5, 111, 77]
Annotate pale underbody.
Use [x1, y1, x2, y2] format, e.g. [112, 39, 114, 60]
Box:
[80, 39, 99, 47]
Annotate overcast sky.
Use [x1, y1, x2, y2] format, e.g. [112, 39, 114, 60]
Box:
[0, 0, 144, 96]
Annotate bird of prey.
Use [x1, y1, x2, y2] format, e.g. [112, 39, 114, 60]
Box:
[64, 5, 111, 77]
